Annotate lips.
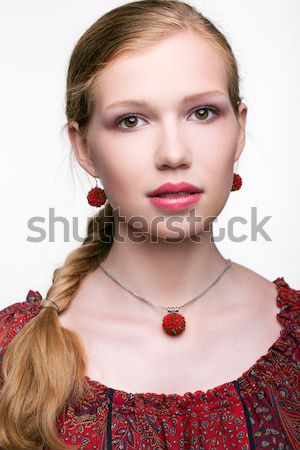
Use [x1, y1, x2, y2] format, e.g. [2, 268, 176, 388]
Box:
[147, 182, 202, 197]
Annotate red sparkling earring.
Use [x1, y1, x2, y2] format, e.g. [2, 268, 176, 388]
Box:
[231, 173, 242, 191]
[87, 178, 107, 207]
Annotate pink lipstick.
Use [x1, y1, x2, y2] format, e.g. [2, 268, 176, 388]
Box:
[147, 182, 203, 210]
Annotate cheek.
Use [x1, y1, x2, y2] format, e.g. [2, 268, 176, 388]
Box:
[202, 158, 234, 198]
[194, 131, 237, 201]
[198, 122, 238, 173]
[91, 144, 147, 201]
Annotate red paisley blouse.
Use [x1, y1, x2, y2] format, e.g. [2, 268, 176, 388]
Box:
[0, 277, 299, 450]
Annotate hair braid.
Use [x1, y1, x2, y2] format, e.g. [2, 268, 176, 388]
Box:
[44, 203, 114, 312]
[0, 204, 114, 450]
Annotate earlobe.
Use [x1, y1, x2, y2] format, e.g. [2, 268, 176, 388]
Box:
[67, 121, 98, 177]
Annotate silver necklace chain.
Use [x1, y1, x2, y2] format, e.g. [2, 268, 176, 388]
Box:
[99, 258, 232, 313]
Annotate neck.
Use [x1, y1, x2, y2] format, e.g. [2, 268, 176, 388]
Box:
[97, 222, 231, 308]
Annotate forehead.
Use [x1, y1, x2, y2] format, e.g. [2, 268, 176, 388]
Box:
[92, 31, 228, 109]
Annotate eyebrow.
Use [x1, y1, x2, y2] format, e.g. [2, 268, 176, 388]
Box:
[103, 90, 227, 112]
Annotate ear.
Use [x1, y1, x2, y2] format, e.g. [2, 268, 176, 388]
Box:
[68, 121, 98, 177]
[234, 102, 248, 162]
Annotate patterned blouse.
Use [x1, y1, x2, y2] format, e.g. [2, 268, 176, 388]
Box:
[0, 276, 299, 449]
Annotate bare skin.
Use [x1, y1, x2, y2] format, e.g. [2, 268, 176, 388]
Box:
[64, 31, 282, 395]
[58, 261, 283, 395]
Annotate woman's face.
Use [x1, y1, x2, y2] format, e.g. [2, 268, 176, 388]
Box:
[70, 30, 247, 240]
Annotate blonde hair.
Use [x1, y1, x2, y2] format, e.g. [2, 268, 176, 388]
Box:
[0, 1, 242, 448]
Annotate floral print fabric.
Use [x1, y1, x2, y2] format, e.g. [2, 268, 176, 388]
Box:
[0, 276, 299, 449]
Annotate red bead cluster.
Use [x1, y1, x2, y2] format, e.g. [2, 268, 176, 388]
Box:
[87, 187, 107, 207]
[162, 312, 186, 336]
[231, 173, 242, 191]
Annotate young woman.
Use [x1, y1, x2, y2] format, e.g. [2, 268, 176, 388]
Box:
[0, 1, 299, 449]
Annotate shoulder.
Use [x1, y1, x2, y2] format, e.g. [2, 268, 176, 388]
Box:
[0, 290, 43, 358]
[236, 262, 300, 348]
[228, 262, 299, 330]
[274, 276, 300, 332]
[230, 261, 299, 300]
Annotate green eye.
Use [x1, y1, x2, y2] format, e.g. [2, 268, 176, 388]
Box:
[122, 116, 139, 128]
[192, 106, 217, 122]
[195, 108, 209, 120]
[117, 114, 143, 131]
[116, 104, 218, 132]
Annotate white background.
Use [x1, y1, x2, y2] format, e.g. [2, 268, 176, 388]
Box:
[1, 0, 299, 308]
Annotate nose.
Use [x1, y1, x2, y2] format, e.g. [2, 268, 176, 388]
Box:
[154, 122, 192, 170]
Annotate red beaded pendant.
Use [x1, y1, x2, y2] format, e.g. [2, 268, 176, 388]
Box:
[162, 307, 186, 336]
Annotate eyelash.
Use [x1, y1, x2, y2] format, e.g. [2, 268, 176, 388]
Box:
[115, 105, 220, 132]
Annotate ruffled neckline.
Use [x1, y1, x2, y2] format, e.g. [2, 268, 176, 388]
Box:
[27, 276, 298, 409]
[82, 276, 298, 408]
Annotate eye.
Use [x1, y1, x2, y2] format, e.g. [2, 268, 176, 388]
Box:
[115, 105, 219, 132]
[189, 106, 218, 122]
[116, 114, 145, 131]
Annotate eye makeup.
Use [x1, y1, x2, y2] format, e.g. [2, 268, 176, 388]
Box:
[107, 102, 228, 133]
[114, 104, 221, 133]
